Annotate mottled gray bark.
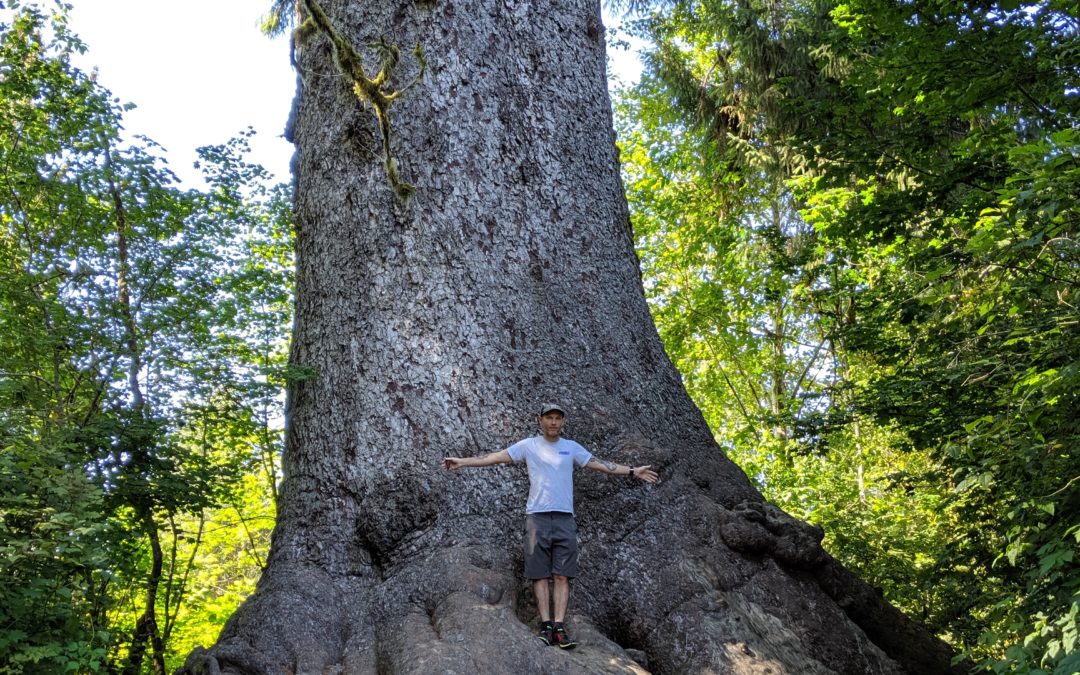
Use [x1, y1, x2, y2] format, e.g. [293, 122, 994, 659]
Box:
[179, 0, 960, 673]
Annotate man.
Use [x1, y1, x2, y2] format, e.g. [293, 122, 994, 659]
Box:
[442, 403, 659, 649]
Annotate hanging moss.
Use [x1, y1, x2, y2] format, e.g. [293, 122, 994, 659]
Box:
[296, 0, 426, 201]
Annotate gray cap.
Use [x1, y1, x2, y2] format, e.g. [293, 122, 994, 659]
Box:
[539, 403, 566, 416]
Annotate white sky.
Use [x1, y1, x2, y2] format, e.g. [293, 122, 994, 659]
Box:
[65, 0, 643, 188]
[68, 0, 296, 186]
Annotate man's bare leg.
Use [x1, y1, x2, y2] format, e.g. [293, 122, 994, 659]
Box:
[552, 575, 569, 623]
[533, 578, 552, 622]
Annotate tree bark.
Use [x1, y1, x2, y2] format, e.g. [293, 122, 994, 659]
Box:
[181, 0, 961, 673]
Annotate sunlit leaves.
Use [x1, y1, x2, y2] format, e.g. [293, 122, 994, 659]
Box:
[623, 0, 1079, 670]
[787, 0, 1079, 669]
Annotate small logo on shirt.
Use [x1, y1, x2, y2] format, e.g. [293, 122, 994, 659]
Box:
[559, 451, 570, 455]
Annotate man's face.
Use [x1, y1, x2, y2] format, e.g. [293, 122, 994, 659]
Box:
[539, 412, 566, 437]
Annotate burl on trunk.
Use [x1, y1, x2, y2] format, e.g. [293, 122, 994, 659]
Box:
[180, 0, 960, 673]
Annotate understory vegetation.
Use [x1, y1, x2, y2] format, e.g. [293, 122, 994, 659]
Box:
[1, 0, 1076, 672]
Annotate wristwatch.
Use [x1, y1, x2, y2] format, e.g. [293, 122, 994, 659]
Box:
[627, 466, 635, 481]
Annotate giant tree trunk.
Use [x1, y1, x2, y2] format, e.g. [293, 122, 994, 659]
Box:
[180, 0, 960, 672]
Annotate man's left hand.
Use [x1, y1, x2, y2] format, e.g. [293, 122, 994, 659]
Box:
[632, 465, 660, 484]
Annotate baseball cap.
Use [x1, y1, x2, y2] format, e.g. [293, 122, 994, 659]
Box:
[539, 403, 566, 416]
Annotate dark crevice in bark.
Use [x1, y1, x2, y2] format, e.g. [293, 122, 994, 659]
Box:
[514, 579, 540, 628]
[592, 613, 654, 672]
[420, 594, 440, 640]
[374, 646, 392, 675]
[352, 527, 388, 580]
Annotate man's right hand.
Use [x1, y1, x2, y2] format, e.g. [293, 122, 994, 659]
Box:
[442, 457, 463, 470]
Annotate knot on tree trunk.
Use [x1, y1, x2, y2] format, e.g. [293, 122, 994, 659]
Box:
[719, 500, 827, 569]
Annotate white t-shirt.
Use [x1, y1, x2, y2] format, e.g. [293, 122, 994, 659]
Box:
[507, 436, 593, 515]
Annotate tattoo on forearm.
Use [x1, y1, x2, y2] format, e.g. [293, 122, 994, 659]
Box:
[592, 458, 618, 472]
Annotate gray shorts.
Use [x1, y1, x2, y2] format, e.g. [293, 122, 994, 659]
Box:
[524, 512, 578, 579]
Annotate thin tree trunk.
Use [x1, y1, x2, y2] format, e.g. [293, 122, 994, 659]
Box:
[106, 149, 143, 412]
[768, 197, 792, 460]
[180, 0, 962, 672]
[769, 298, 789, 457]
[125, 508, 166, 675]
[109, 148, 166, 675]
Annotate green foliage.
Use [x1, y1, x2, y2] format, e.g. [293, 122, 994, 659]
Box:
[621, 0, 1079, 670]
[616, 60, 830, 465]
[0, 440, 112, 674]
[617, 45, 954, 628]
[786, 2, 1078, 668]
[1, 6, 120, 670]
[1, 4, 291, 672]
[163, 473, 275, 670]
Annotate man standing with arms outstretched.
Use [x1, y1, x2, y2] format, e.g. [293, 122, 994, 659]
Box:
[442, 403, 660, 649]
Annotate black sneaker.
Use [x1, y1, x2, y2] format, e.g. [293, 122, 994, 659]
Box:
[552, 623, 577, 650]
[537, 621, 554, 646]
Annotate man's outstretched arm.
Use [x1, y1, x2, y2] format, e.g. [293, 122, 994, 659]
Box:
[442, 449, 512, 470]
[585, 457, 660, 484]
